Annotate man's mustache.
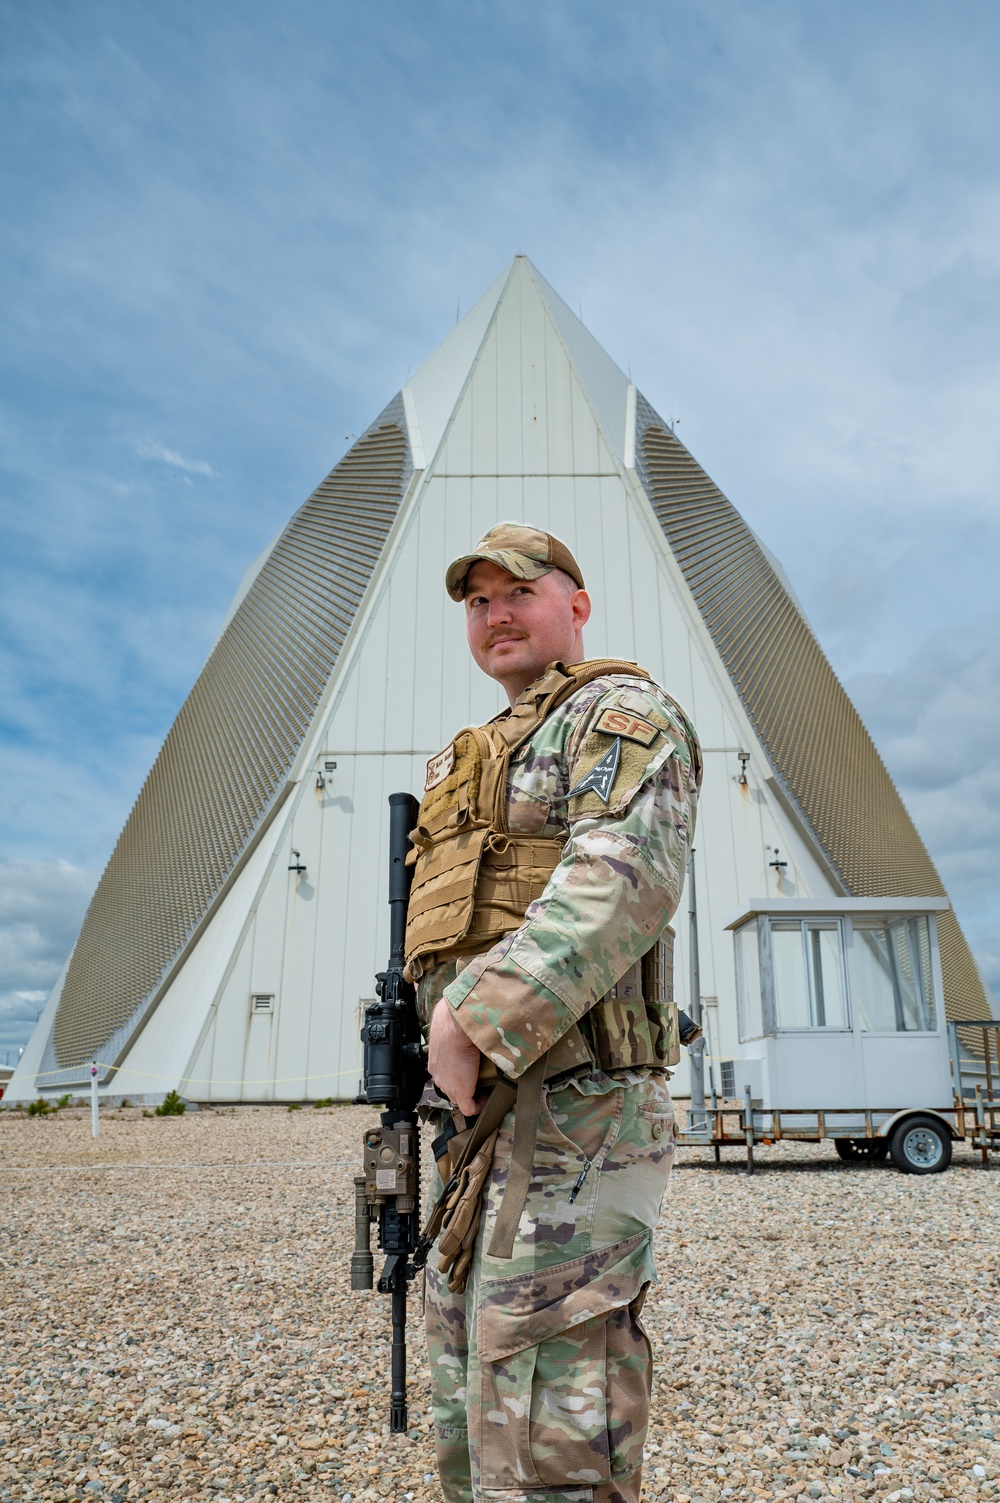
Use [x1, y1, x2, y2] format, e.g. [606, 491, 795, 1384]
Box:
[484, 629, 527, 648]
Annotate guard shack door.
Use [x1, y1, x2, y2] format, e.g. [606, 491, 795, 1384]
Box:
[725, 898, 952, 1112]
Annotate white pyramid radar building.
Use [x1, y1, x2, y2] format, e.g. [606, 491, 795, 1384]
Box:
[10, 257, 992, 1104]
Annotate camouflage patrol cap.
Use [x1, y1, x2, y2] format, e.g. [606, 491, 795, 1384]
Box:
[445, 522, 585, 601]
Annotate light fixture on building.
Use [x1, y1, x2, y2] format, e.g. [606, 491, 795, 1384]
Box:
[737, 750, 750, 786]
[288, 849, 307, 876]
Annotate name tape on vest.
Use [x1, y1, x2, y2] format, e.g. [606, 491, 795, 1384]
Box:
[425, 743, 456, 791]
[594, 708, 661, 746]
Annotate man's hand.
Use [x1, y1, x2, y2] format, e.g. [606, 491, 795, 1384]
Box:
[428, 1001, 481, 1117]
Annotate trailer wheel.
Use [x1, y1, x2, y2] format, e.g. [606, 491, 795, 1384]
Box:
[889, 1115, 952, 1175]
[834, 1137, 889, 1162]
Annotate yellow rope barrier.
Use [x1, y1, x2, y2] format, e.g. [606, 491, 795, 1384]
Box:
[7, 1053, 731, 1093]
[6, 1062, 362, 1090]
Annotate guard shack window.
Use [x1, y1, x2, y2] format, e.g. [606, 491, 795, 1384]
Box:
[735, 910, 938, 1041]
[853, 916, 935, 1032]
[735, 922, 764, 1039]
[769, 920, 848, 1030]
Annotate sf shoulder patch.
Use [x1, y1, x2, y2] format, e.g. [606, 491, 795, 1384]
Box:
[594, 708, 660, 746]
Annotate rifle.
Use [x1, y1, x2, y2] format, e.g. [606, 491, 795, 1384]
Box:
[351, 791, 429, 1433]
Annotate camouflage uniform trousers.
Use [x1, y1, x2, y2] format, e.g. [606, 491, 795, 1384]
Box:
[425, 1068, 676, 1503]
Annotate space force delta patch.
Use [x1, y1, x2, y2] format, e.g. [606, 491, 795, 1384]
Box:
[593, 708, 661, 746]
[565, 736, 621, 803]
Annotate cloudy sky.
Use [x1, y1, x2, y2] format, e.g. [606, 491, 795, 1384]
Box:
[2, 0, 998, 1057]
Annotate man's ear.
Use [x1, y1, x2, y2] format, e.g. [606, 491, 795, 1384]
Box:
[572, 589, 592, 631]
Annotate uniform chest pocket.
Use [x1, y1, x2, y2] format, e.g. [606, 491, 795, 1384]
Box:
[505, 787, 552, 835]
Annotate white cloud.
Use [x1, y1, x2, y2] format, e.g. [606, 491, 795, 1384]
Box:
[135, 438, 216, 476]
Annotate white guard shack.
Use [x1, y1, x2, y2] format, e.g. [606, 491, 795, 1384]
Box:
[7, 256, 994, 1114]
[706, 896, 962, 1172]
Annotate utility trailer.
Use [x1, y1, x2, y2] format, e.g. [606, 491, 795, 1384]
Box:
[677, 897, 999, 1174]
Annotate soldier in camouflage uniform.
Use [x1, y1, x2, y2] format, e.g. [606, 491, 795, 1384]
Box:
[415, 524, 701, 1503]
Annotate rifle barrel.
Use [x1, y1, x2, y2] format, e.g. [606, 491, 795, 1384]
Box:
[387, 792, 419, 970]
[390, 1280, 409, 1433]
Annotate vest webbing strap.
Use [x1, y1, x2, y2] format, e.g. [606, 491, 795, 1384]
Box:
[486, 1054, 547, 1260]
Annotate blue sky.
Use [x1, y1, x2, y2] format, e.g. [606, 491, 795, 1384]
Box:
[2, 0, 998, 1056]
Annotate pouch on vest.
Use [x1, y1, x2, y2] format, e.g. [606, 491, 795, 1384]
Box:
[586, 928, 680, 1071]
[405, 727, 497, 968]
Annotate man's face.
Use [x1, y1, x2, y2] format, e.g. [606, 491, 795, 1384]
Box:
[464, 560, 591, 701]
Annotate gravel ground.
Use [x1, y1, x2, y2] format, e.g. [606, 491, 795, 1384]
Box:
[0, 1104, 997, 1503]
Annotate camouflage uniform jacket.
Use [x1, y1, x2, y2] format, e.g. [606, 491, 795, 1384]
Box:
[417, 669, 702, 1070]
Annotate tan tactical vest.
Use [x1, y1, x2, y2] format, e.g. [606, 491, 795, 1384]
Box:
[405, 660, 680, 1073]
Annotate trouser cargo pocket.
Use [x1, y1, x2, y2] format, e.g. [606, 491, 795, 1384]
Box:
[474, 1233, 655, 1492]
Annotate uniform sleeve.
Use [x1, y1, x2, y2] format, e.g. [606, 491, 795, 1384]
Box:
[442, 684, 701, 1079]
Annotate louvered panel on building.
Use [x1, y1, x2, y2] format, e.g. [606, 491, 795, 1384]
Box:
[638, 418, 989, 1024]
[50, 421, 410, 1070]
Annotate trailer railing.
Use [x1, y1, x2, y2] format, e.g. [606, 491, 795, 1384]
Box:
[677, 1096, 965, 1174]
[677, 1048, 1000, 1174]
[949, 1020, 1000, 1167]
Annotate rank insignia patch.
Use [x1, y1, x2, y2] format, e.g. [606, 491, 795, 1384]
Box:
[565, 736, 621, 804]
[594, 708, 661, 746]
